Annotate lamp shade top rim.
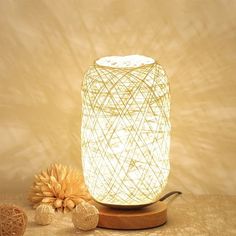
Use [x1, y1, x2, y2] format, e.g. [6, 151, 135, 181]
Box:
[95, 55, 155, 69]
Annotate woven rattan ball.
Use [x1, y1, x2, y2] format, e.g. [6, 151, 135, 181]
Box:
[0, 204, 27, 236]
[72, 201, 99, 231]
[35, 204, 55, 225]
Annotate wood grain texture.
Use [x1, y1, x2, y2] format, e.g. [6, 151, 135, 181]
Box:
[0, 0, 235, 196]
[95, 201, 167, 229]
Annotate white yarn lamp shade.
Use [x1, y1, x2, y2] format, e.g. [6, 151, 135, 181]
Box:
[81, 55, 170, 208]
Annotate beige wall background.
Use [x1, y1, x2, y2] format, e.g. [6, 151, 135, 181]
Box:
[0, 0, 235, 195]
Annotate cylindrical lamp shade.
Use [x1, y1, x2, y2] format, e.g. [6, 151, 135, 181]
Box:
[81, 55, 170, 208]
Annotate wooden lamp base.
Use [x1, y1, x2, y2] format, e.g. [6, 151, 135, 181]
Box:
[92, 201, 167, 230]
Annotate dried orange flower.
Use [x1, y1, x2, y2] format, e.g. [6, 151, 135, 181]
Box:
[28, 163, 90, 212]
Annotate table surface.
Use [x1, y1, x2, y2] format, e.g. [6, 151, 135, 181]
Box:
[0, 194, 235, 236]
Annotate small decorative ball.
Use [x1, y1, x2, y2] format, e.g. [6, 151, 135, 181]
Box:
[72, 201, 99, 231]
[0, 204, 27, 236]
[35, 204, 55, 225]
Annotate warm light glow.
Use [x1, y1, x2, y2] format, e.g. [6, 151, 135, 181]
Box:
[81, 55, 170, 207]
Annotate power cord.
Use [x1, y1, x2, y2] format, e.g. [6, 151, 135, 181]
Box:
[159, 191, 182, 201]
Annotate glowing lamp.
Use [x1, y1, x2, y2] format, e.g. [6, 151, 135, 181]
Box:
[81, 55, 171, 229]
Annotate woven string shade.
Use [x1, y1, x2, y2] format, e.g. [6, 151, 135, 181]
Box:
[81, 55, 170, 207]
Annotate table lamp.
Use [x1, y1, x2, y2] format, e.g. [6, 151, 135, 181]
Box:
[81, 55, 172, 229]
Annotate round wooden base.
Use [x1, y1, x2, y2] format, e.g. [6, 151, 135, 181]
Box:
[92, 201, 167, 230]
